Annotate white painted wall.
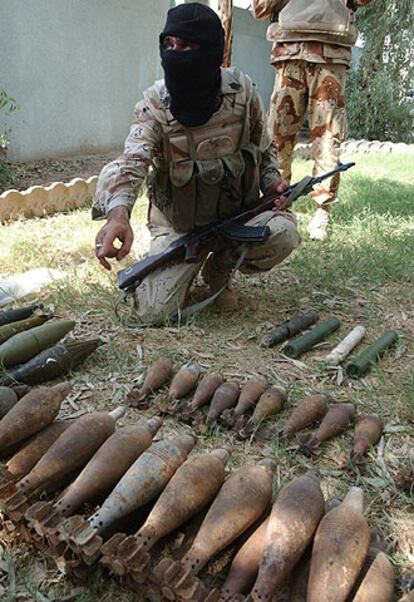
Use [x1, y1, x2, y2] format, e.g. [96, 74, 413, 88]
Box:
[0, 0, 170, 161]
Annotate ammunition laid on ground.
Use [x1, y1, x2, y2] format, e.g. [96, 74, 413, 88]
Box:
[268, 311, 319, 347]
[299, 402, 355, 455]
[325, 324, 366, 365]
[0, 339, 102, 386]
[0, 314, 51, 345]
[282, 393, 329, 436]
[0, 386, 19, 419]
[151, 458, 276, 602]
[206, 381, 240, 426]
[57, 434, 196, 567]
[126, 358, 174, 407]
[155, 363, 202, 414]
[346, 330, 399, 378]
[0, 320, 76, 367]
[283, 317, 341, 359]
[0, 303, 43, 327]
[351, 414, 383, 466]
[180, 372, 223, 420]
[221, 376, 267, 427]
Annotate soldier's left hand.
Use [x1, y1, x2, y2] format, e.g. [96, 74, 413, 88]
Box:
[264, 179, 289, 210]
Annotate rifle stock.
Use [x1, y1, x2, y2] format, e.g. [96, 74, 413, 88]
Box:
[117, 162, 355, 293]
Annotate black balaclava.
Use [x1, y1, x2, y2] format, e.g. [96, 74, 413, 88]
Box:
[160, 2, 225, 127]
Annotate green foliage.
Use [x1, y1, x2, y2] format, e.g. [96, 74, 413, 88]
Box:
[0, 89, 18, 149]
[346, 0, 414, 142]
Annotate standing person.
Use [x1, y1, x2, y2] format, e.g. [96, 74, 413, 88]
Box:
[252, 0, 372, 240]
[93, 2, 300, 325]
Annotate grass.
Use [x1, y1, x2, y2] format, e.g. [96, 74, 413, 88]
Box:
[0, 153, 413, 600]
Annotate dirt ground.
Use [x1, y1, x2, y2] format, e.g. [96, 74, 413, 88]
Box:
[1, 151, 120, 193]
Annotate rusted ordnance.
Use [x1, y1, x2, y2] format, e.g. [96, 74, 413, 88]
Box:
[282, 393, 329, 436]
[283, 317, 341, 359]
[181, 372, 223, 419]
[299, 402, 355, 454]
[156, 363, 202, 412]
[351, 414, 383, 465]
[207, 381, 240, 425]
[0, 314, 51, 345]
[100, 448, 229, 580]
[251, 470, 325, 600]
[16, 407, 126, 495]
[0, 320, 76, 367]
[352, 551, 395, 602]
[25, 418, 162, 543]
[233, 376, 267, 419]
[0, 386, 18, 419]
[126, 358, 174, 407]
[220, 518, 269, 599]
[152, 458, 276, 601]
[307, 487, 370, 602]
[288, 547, 312, 602]
[249, 386, 286, 425]
[0, 339, 102, 386]
[268, 311, 319, 347]
[59, 433, 195, 566]
[346, 330, 399, 378]
[0, 382, 71, 455]
[6, 421, 71, 478]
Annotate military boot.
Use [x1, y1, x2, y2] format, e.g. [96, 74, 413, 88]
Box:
[308, 206, 331, 241]
[201, 252, 239, 311]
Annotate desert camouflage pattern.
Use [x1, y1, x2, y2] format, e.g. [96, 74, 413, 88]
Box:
[270, 40, 352, 66]
[268, 60, 348, 203]
[92, 68, 281, 221]
[135, 207, 300, 324]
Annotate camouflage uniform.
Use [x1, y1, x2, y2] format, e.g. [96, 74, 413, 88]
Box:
[252, 0, 372, 235]
[93, 67, 300, 324]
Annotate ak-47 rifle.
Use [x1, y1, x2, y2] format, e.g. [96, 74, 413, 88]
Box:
[117, 162, 355, 294]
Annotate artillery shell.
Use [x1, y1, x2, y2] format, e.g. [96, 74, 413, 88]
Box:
[299, 402, 355, 454]
[325, 325, 366, 365]
[6, 420, 71, 478]
[251, 470, 325, 600]
[307, 487, 370, 602]
[0, 314, 51, 345]
[16, 406, 126, 495]
[250, 385, 286, 424]
[0, 386, 18, 419]
[0, 382, 71, 454]
[100, 448, 229, 579]
[352, 552, 394, 602]
[186, 373, 223, 414]
[288, 547, 312, 602]
[0, 303, 42, 327]
[346, 331, 399, 378]
[268, 311, 319, 347]
[282, 393, 329, 436]
[126, 358, 174, 407]
[152, 459, 276, 601]
[54, 417, 162, 517]
[87, 434, 196, 533]
[0, 319, 76, 367]
[234, 376, 267, 418]
[207, 381, 240, 425]
[1, 339, 102, 386]
[351, 414, 383, 465]
[220, 518, 269, 599]
[283, 317, 340, 358]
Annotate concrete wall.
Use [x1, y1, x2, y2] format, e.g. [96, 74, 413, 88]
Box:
[0, 0, 170, 161]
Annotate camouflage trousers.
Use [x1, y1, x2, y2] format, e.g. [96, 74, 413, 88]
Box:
[268, 60, 348, 205]
[134, 206, 300, 324]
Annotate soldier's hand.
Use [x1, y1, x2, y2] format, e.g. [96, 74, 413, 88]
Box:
[265, 179, 290, 211]
[95, 207, 134, 271]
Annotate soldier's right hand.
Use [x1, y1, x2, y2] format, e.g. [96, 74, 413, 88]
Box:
[95, 206, 134, 271]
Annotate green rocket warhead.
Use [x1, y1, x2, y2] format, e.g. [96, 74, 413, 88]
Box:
[0, 303, 43, 327]
[0, 320, 76, 367]
[283, 318, 341, 359]
[0, 339, 102, 386]
[0, 315, 52, 346]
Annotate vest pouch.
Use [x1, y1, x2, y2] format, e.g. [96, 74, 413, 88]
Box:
[196, 136, 236, 160]
[241, 144, 261, 207]
[279, 0, 351, 36]
[194, 159, 224, 226]
[163, 160, 198, 232]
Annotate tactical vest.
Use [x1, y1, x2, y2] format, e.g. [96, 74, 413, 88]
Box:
[145, 68, 262, 232]
[267, 0, 358, 48]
